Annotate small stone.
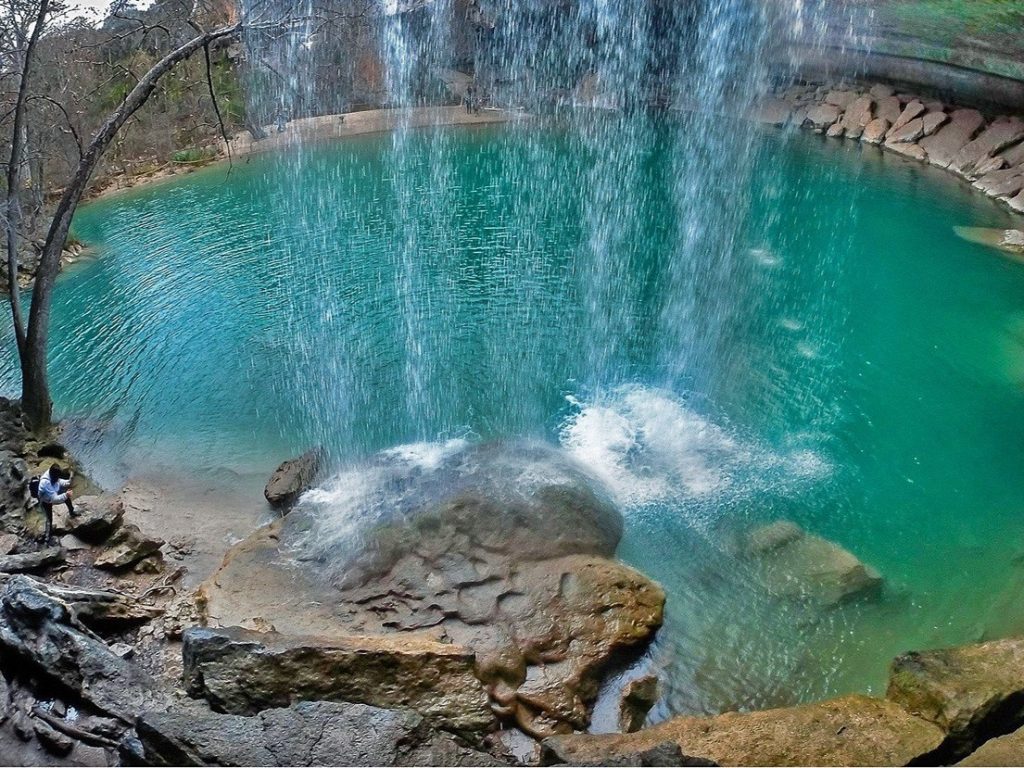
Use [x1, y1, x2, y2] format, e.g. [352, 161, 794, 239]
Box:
[876, 96, 903, 125]
[620, 675, 659, 733]
[886, 117, 925, 145]
[110, 642, 136, 659]
[804, 104, 842, 131]
[752, 99, 791, 126]
[921, 111, 950, 138]
[826, 123, 845, 138]
[869, 84, 894, 99]
[0, 533, 17, 555]
[824, 90, 858, 109]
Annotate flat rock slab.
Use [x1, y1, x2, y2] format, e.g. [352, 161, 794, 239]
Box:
[182, 625, 495, 735]
[0, 546, 64, 573]
[957, 725, 1024, 766]
[950, 118, 1024, 176]
[919, 109, 985, 169]
[130, 699, 503, 767]
[888, 637, 1024, 757]
[542, 695, 944, 767]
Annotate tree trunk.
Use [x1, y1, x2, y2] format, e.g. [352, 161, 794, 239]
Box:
[20, 22, 240, 431]
[4, 0, 51, 361]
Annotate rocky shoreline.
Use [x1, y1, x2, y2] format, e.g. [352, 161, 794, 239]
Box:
[2, 400, 1024, 766]
[754, 81, 1024, 216]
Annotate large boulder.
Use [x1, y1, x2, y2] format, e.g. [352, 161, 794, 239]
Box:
[264, 448, 322, 509]
[199, 440, 662, 739]
[127, 699, 503, 767]
[93, 523, 163, 570]
[887, 637, 1024, 758]
[182, 626, 494, 735]
[743, 521, 882, 607]
[0, 575, 160, 722]
[541, 695, 944, 767]
[0, 546, 64, 574]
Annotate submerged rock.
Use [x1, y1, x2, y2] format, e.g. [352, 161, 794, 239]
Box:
[743, 521, 882, 607]
[182, 625, 494, 735]
[129, 699, 503, 767]
[199, 440, 663, 739]
[542, 695, 944, 767]
[887, 636, 1024, 758]
[264, 448, 322, 509]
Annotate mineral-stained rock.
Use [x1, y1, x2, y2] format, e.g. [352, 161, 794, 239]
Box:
[542, 695, 944, 767]
[129, 699, 504, 767]
[0, 575, 160, 722]
[200, 441, 663, 739]
[54, 495, 124, 542]
[182, 625, 495, 735]
[889, 100, 925, 134]
[804, 104, 842, 131]
[744, 521, 882, 606]
[950, 118, 1024, 177]
[0, 546, 64, 573]
[93, 523, 163, 570]
[264, 448, 322, 509]
[887, 637, 1024, 758]
[619, 675, 659, 734]
[919, 109, 986, 169]
[862, 118, 891, 145]
[957, 725, 1024, 766]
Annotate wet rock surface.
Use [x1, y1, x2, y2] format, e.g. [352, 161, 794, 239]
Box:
[542, 695, 945, 767]
[264, 448, 322, 509]
[200, 441, 663, 739]
[129, 699, 503, 767]
[887, 636, 1024, 758]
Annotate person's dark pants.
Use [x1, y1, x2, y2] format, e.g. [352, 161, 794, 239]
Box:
[40, 499, 74, 542]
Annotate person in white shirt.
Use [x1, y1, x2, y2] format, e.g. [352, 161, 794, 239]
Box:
[38, 463, 75, 544]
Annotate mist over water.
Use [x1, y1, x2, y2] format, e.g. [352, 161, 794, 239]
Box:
[8, 0, 1024, 722]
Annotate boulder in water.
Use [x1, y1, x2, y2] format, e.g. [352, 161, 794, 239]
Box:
[264, 448, 322, 509]
[743, 521, 882, 607]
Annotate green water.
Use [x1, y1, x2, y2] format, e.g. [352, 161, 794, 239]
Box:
[6, 118, 1024, 719]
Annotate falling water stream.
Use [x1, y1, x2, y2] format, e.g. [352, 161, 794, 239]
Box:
[5, 0, 1024, 725]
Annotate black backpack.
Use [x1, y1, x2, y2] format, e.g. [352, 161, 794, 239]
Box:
[28, 476, 40, 499]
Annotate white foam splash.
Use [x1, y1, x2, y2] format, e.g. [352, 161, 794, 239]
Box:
[559, 385, 829, 510]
